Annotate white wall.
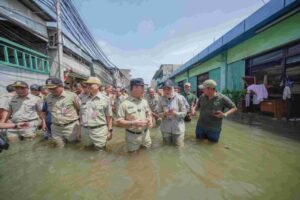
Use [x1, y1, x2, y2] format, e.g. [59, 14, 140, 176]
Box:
[0, 64, 49, 93]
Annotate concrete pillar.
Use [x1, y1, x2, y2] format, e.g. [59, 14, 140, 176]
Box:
[220, 52, 227, 91]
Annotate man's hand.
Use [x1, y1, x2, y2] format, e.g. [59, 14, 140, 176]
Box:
[191, 109, 196, 116]
[107, 130, 112, 141]
[17, 122, 29, 129]
[133, 120, 149, 128]
[41, 121, 47, 131]
[211, 111, 226, 118]
[165, 109, 176, 118]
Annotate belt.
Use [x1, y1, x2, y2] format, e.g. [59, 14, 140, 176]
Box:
[83, 124, 107, 129]
[19, 118, 38, 123]
[126, 128, 148, 135]
[53, 120, 78, 127]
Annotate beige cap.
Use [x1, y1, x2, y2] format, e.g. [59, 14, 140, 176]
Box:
[84, 77, 101, 85]
[198, 79, 217, 89]
[184, 82, 191, 87]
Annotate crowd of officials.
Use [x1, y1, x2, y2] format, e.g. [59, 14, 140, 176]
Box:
[0, 76, 237, 153]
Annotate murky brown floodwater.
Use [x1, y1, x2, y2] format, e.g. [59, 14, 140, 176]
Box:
[1, 118, 300, 200]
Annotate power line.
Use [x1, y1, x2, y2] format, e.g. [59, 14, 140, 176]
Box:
[1, 1, 127, 81]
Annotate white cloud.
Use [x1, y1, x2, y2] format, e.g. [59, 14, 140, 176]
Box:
[96, 3, 262, 84]
[137, 18, 155, 37]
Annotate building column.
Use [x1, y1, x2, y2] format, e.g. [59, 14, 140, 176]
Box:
[220, 52, 227, 91]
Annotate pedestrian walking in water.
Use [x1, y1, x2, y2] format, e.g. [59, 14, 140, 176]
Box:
[1, 81, 43, 141]
[192, 79, 237, 142]
[182, 82, 197, 122]
[80, 77, 113, 151]
[116, 78, 152, 153]
[44, 77, 81, 148]
[157, 79, 187, 147]
[146, 87, 160, 127]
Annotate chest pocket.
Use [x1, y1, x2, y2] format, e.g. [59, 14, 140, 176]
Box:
[126, 106, 137, 120]
[127, 107, 137, 114]
[96, 103, 106, 113]
[213, 101, 222, 110]
[24, 102, 36, 111]
[64, 101, 74, 110]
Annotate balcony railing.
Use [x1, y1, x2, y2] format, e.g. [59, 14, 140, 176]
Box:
[0, 37, 50, 74]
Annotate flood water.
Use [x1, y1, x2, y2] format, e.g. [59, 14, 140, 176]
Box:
[1, 118, 300, 200]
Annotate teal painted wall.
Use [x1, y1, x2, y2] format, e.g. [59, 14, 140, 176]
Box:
[209, 68, 221, 91]
[189, 76, 197, 92]
[227, 12, 300, 64]
[226, 60, 245, 91]
[174, 72, 188, 83]
[189, 55, 222, 77]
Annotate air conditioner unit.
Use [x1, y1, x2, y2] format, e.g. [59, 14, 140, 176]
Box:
[49, 33, 57, 49]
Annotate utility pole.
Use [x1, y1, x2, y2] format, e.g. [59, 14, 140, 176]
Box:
[56, 0, 64, 81]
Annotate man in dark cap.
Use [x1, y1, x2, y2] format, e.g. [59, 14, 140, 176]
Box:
[30, 84, 42, 98]
[116, 78, 152, 153]
[157, 79, 187, 147]
[1, 81, 43, 141]
[44, 77, 81, 147]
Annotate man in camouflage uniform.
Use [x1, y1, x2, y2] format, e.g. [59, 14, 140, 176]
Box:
[157, 80, 187, 147]
[182, 82, 197, 122]
[146, 87, 160, 127]
[1, 81, 43, 141]
[113, 87, 127, 116]
[45, 77, 81, 147]
[80, 77, 113, 150]
[116, 78, 152, 153]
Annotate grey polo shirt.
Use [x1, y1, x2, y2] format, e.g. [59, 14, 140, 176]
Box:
[197, 93, 236, 131]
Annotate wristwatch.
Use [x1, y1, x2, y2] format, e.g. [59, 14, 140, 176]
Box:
[109, 129, 113, 132]
[14, 123, 18, 129]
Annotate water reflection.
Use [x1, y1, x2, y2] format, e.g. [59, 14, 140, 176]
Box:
[0, 118, 300, 200]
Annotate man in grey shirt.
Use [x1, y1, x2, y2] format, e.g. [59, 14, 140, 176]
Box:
[157, 79, 187, 147]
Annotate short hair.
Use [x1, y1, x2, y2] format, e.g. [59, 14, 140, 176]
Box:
[105, 84, 112, 89]
[73, 82, 82, 89]
[6, 84, 15, 92]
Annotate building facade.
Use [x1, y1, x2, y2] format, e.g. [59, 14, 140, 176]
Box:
[170, 0, 300, 117]
[152, 64, 181, 88]
[0, 0, 55, 92]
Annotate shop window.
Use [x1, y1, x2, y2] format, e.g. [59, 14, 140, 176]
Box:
[25, 54, 31, 68]
[7, 47, 16, 64]
[0, 45, 5, 61]
[286, 55, 300, 65]
[287, 43, 300, 57]
[251, 64, 282, 97]
[286, 65, 300, 94]
[177, 81, 184, 92]
[16, 50, 24, 67]
[36, 58, 44, 71]
[252, 50, 283, 66]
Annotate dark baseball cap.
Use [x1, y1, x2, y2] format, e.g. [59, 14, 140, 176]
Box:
[162, 79, 174, 88]
[12, 81, 28, 88]
[30, 84, 40, 91]
[130, 78, 145, 86]
[45, 77, 63, 89]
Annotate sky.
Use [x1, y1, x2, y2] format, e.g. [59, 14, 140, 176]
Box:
[74, 0, 269, 84]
